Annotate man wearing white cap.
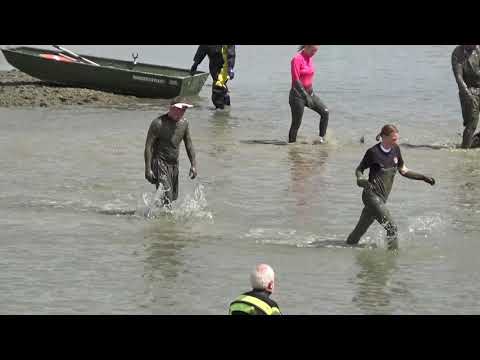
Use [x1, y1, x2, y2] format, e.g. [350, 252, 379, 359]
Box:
[144, 97, 197, 206]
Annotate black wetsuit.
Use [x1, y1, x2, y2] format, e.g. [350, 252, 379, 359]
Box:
[347, 144, 404, 250]
[288, 51, 329, 143]
[473, 132, 480, 148]
[191, 45, 235, 109]
[452, 45, 480, 148]
[144, 114, 196, 204]
[289, 85, 329, 143]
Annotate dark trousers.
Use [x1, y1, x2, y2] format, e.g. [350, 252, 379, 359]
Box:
[212, 84, 230, 109]
[152, 158, 179, 204]
[211, 65, 230, 109]
[460, 90, 480, 148]
[347, 190, 398, 250]
[288, 88, 329, 143]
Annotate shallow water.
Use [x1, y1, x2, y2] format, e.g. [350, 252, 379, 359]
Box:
[1, 45, 479, 314]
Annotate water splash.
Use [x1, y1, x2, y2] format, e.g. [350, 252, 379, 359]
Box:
[19, 183, 213, 222]
[172, 183, 213, 222]
[244, 227, 376, 249]
[348, 216, 444, 250]
[405, 215, 443, 246]
[20, 197, 137, 216]
[137, 183, 170, 219]
[99, 199, 136, 216]
[138, 183, 213, 223]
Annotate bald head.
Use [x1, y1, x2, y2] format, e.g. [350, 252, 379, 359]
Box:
[250, 264, 275, 293]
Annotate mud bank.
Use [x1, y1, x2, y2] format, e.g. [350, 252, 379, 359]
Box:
[0, 70, 147, 108]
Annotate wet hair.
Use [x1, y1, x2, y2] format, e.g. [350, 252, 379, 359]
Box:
[376, 124, 399, 141]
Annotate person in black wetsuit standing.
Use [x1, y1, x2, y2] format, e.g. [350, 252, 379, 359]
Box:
[346, 125, 436, 250]
[190, 45, 235, 110]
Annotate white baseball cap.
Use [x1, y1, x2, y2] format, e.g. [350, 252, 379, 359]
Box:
[173, 102, 194, 109]
[171, 96, 193, 109]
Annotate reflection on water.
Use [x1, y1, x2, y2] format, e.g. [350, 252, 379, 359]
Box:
[138, 183, 213, 312]
[352, 250, 398, 314]
[143, 225, 186, 282]
[140, 221, 188, 312]
[288, 145, 329, 208]
[207, 109, 236, 158]
[351, 250, 413, 314]
[448, 153, 480, 232]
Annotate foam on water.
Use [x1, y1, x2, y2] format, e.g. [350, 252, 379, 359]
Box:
[245, 214, 445, 252]
[17, 183, 213, 222]
[244, 227, 376, 249]
[138, 183, 213, 223]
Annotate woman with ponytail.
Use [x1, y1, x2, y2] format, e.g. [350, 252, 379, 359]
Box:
[346, 125, 436, 250]
[288, 45, 329, 143]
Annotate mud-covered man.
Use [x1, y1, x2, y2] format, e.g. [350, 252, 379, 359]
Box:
[144, 97, 197, 206]
[452, 45, 480, 149]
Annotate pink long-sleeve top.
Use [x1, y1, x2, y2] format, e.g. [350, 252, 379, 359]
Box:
[291, 50, 315, 90]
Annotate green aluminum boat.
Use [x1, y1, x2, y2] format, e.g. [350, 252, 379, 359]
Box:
[1, 46, 209, 98]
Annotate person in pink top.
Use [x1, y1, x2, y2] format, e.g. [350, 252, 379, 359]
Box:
[288, 45, 329, 143]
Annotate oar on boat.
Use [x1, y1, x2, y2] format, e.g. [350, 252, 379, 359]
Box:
[52, 45, 100, 66]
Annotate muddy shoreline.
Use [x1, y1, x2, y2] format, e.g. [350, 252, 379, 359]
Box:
[0, 70, 150, 108]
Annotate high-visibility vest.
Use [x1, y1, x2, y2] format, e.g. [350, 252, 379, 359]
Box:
[229, 295, 281, 315]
